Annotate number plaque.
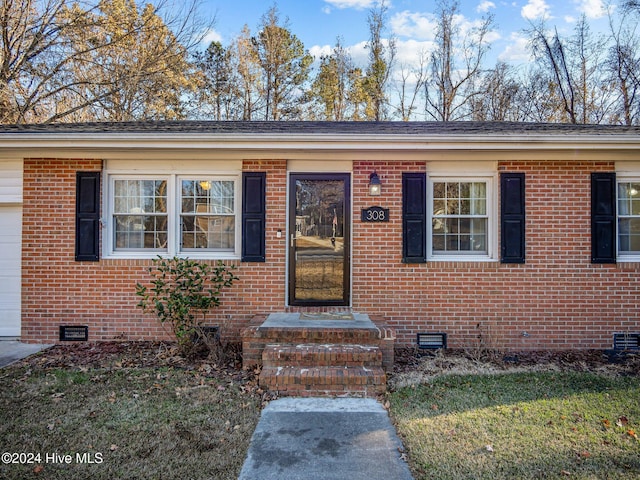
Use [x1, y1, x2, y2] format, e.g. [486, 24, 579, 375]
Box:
[361, 206, 389, 222]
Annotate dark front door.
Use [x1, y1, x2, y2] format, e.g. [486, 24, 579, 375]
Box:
[289, 173, 350, 306]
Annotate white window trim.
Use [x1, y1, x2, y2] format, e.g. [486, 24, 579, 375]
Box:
[103, 171, 241, 260]
[616, 174, 640, 263]
[426, 173, 498, 262]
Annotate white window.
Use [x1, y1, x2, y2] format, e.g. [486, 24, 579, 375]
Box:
[427, 174, 496, 261]
[179, 179, 236, 252]
[113, 178, 168, 251]
[106, 174, 240, 259]
[617, 179, 640, 259]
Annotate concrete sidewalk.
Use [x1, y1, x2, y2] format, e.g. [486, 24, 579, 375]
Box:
[0, 341, 51, 367]
[239, 397, 414, 480]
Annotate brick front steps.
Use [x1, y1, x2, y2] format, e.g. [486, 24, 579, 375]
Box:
[241, 313, 395, 398]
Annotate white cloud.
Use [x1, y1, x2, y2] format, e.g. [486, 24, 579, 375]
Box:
[394, 39, 434, 67]
[497, 32, 532, 63]
[309, 44, 333, 61]
[564, 15, 577, 23]
[348, 40, 370, 67]
[521, 0, 550, 20]
[391, 10, 499, 51]
[573, 0, 607, 19]
[391, 11, 438, 41]
[323, 0, 377, 10]
[477, 1, 496, 13]
[201, 29, 223, 45]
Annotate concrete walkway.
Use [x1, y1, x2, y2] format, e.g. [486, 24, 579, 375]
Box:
[239, 397, 414, 480]
[0, 341, 51, 368]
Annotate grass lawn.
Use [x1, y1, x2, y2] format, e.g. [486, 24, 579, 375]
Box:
[1, 343, 638, 480]
[0, 346, 262, 480]
[389, 371, 640, 480]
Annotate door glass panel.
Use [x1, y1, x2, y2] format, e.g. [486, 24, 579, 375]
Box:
[291, 177, 347, 304]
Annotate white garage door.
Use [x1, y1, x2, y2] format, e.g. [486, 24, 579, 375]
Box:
[0, 205, 21, 337]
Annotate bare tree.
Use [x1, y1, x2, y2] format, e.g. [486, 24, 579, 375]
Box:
[528, 16, 612, 124]
[309, 38, 354, 120]
[227, 25, 263, 120]
[0, 0, 211, 123]
[607, 8, 640, 125]
[252, 5, 313, 120]
[364, 0, 395, 121]
[425, 0, 494, 121]
[393, 50, 428, 121]
[469, 62, 522, 121]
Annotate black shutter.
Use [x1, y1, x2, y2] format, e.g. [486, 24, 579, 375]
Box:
[500, 173, 526, 263]
[242, 172, 266, 262]
[591, 172, 616, 263]
[75, 171, 100, 261]
[402, 173, 427, 263]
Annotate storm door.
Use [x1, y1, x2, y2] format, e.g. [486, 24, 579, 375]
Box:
[289, 174, 350, 306]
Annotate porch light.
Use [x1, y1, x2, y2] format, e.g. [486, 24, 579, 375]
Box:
[369, 171, 381, 196]
[199, 181, 211, 191]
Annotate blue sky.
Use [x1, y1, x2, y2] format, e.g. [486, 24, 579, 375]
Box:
[199, 0, 615, 68]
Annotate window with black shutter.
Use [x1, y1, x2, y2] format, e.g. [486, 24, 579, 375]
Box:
[402, 173, 427, 263]
[242, 172, 266, 262]
[500, 173, 526, 263]
[75, 171, 101, 261]
[591, 172, 616, 263]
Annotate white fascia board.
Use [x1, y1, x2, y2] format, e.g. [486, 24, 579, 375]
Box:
[1, 132, 640, 155]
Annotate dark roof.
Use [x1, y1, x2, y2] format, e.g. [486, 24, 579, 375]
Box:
[1, 121, 640, 136]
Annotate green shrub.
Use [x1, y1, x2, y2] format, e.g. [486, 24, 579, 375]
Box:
[136, 256, 237, 358]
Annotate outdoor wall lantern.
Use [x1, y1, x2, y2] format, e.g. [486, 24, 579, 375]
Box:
[369, 171, 381, 196]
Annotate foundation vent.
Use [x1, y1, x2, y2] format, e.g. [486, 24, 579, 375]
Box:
[59, 326, 88, 342]
[417, 332, 447, 350]
[613, 333, 640, 351]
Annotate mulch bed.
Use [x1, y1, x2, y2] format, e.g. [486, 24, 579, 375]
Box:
[15, 341, 639, 380]
[394, 347, 640, 377]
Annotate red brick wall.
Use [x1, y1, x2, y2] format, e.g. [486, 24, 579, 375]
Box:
[351, 160, 640, 350]
[21, 157, 640, 350]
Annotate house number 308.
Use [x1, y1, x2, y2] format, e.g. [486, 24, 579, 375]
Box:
[361, 207, 389, 222]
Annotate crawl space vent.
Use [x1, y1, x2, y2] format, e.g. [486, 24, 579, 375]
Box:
[613, 333, 640, 351]
[59, 326, 88, 341]
[417, 332, 447, 350]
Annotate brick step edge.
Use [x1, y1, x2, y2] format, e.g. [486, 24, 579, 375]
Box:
[262, 344, 383, 367]
[259, 365, 386, 397]
[259, 365, 386, 387]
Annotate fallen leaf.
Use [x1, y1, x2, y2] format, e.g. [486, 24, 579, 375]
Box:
[616, 416, 629, 427]
[628, 429, 638, 439]
[561, 470, 572, 476]
[580, 451, 590, 458]
[485, 445, 494, 452]
[33, 465, 44, 474]
[110, 444, 118, 451]
[602, 419, 611, 428]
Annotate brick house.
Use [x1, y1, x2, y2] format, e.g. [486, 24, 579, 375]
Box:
[1, 121, 640, 355]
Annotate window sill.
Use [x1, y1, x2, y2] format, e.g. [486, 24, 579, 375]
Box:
[428, 255, 497, 263]
[103, 252, 240, 261]
[617, 256, 640, 263]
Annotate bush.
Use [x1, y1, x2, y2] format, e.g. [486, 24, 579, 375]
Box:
[136, 256, 237, 358]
